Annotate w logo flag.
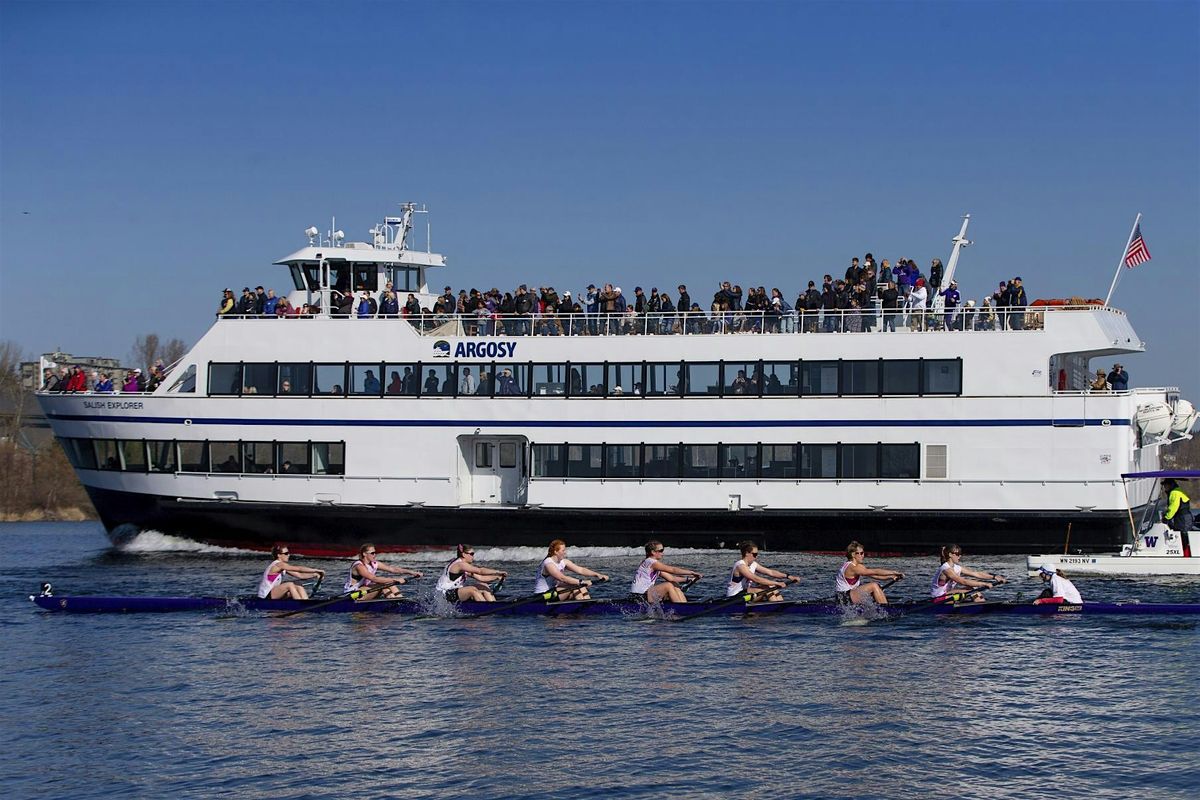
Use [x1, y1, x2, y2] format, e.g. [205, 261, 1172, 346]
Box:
[1124, 223, 1151, 268]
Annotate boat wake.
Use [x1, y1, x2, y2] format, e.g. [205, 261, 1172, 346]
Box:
[113, 530, 258, 556]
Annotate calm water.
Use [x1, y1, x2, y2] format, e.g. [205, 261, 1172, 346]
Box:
[2, 522, 1198, 799]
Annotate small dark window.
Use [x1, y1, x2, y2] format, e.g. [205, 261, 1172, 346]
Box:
[208, 363, 242, 396]
[178, 441, 209, 473]
[94, 440, 120, 471]
[841, 361, 880, 396]
[840, 444, 879, 479]
[605, 444, 640, 478]
[244, 442, 274, 474]
[924, 359, 962, 395]
[721, 444, 759, 478]
[882, 360, 921, 395]
[278, 363, 311, 396]
[800, 444, 837, 478]
[313, 364, 347, 396]
[644, 444, 680, 477]
[499, 442, 517, 469]
[567, 444, 603, 477]
[119, 440, 147, 472]
[475, 442, 493, 468]
[278, 442, 311, 475]
[761, 444, 797, 478]
[801, 361, 839, 396]
[210, 441, 242, 473]
[882, 444, 920, 478]
[146, 440, 176, 473]
[314, 442, 345, 475]
[532, 444, 566, 478]
[681, 445, 720, 478]
[242, 363, 277, 397]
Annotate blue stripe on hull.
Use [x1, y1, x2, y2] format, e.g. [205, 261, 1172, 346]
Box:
[46, 413, 1130, 429]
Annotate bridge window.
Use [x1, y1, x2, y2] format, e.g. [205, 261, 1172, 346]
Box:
[762, 362, 797, 396]
[761, 444, 798, 478]
[882, 360, 921, 395]
[683, 362, 722, 397]
[94, 439, 120, 471]
[384, 363, 420, 396]
[313, 364, 347, 396]
[882, 444, 920, 479]
[609, 363, 645, 397]
[645, 363, 682, 397]
[721, 444, 759, 478]
[350, 363, 384, 396]
[567, 444, 602, 478]
[569, 363, 604, 397]
[278, 363, 312, 396]
[644, 444, 679, 477]
[841, 361, 881, 396]
[421, 364, 458, 397]
[840, 443, 879, 479]
[605, 444, 640, 478]
[242, 363, 276, 396]
[800, 444, 837, 478]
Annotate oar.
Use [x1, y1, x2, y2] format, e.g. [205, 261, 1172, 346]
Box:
[892, 587, 987, 617]
[273, 588, 368, 618]
[467, 589, 559, 618]
[679, 575, 702, 595]
[673, 578, 800, 623]
[309, 573, 323, 597]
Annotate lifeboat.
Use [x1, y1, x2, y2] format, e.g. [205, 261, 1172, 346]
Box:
[1136, 402, 1174, 439]
[1172, 399, 1198, 436]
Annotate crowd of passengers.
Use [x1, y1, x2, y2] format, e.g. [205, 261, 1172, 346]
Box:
[215, 254, 1034, 335]
[41, 360, 168, 394]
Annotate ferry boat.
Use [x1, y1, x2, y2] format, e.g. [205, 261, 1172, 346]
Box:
[35, 205, 1197, 555]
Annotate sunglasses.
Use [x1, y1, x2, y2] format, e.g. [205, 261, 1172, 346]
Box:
[278, 551, 289, 556]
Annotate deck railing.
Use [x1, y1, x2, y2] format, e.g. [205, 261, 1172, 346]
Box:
[215, 302, 1124, 337]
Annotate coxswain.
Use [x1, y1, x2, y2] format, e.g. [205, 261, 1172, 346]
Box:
[1034, 565, 1082, 604]
[726, 540, 798, 602]
[930, 544, 1004, 602]
[534, 539, 609, 600]
[435, 544, 507, 602]
[344, 543, 422, 599]
[1162, 479, 1194, 556]
[835, 541, 904, 605]
[256, 545, 324, 600]
[630, 540, 702, 603]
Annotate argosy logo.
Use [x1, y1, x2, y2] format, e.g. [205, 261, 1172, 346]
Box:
[450, 341, 518, 359]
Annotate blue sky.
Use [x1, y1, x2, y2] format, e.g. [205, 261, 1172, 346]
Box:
[1, 0, 1197, 398]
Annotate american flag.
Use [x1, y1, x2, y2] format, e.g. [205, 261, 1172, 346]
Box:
[1124, 223, 1151, 268]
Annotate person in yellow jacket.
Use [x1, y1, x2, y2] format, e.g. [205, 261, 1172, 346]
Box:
[1162, 479, 1194, 557]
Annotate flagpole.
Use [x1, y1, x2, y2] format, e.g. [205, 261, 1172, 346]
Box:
[1103, 212, 1141, 308]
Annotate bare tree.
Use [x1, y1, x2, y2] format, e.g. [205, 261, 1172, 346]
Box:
[0, 340, 27, 439]
[130, 334, 160, 370]
[161, 338, 188, 367]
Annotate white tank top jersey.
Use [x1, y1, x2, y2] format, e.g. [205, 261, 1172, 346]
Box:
[256, 561, 283, 598]
[630, 557, 660, 594]
[534, 556, 562, 593]
[834, 561, 858, 594]
[436, 559, 466, 591]
[930, 561, 962, 599]
[343, 559, 378, 592]
[726, 559, 759, 596]
[1050, 574, 1083, 604]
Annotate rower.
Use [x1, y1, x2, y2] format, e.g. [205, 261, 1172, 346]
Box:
[344, 543, 422, 599]
[931, 544, 1004, 602]
[435, 544, 507, 602]
[1034, 565, 1082, 604]
[835, 541, 904, 605]
[256, 544, 324, 600]
[534, 539, 609, 600]
[726, 540, 798, 602]
[630, 540, 702, 603]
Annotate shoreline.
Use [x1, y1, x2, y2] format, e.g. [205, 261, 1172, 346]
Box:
[0, 508, 96, 523]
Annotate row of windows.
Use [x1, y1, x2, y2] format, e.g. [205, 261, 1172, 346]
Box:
[287, 262, 420, 294]
[60, 438, 345, 476]
[531, 442, 921, 480]
[208, 359, 962, 399]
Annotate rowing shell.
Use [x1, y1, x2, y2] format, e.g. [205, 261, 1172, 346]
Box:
[28, 595, 1200, 616]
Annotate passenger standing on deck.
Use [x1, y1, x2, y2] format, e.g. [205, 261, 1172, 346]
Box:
[435, 544, 506, 602]
[630, 541, 702, 603]
[344, 543, 422, 599]
[534, 540, 609, 600]
[726, 541, 798, 602]
[1034, 565, 1083, 604]
[930, 544, 1004, 601]
[256, 545, 324, 600]
[835, 542, 904, 605]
